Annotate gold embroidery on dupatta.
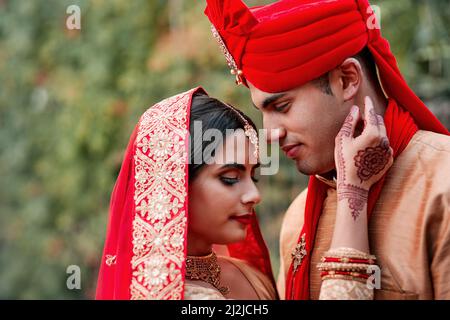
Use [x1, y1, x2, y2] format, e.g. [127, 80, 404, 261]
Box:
[130, 90, 192, 300]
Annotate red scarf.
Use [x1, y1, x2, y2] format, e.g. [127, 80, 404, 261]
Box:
[285, 99, 419, 299]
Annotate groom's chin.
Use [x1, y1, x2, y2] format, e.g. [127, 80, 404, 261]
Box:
[293, 158, 334, 177]
[293, 159, 317, 176]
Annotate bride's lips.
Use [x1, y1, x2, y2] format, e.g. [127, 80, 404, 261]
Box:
[230, 213, 253, 225]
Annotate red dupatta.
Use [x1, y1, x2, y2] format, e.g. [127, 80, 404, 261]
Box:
[95, 87, 275, 299]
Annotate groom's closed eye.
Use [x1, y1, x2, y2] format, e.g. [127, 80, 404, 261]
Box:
[252, 93, 288, 111]
[273, 102, 291, 113]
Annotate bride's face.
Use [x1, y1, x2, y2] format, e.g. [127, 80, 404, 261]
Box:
[188, 129, 261, 251]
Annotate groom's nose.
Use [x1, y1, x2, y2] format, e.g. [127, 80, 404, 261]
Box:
[263, 124, 286, 145]
[263, 115, 286, 144]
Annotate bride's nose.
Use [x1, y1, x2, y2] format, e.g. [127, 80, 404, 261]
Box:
[241, 181, 261, 205]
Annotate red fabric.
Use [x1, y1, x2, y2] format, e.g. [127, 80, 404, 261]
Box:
[285, 99, 419, 300]
[204, 0, 258, 72]
[228, 211, 275, 279]
[96, 125, 138, 299]
[96, 87, 276, 299]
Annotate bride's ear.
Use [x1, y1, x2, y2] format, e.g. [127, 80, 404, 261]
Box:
[331, 58, 363, 102]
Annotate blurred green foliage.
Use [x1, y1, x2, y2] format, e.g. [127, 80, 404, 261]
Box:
[0, 0, 448, 299]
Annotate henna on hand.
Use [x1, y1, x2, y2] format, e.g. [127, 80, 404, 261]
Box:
[354, 137, 390, 183]
[337, 183, 369, 220]
[336, 110, 369, 220]
[339, 114, 354, 138]
[367, 108, 378, 126]
[336, 113, 354, 183]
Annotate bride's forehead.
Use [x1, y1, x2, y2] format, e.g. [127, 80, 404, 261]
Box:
[214, 130, 257, 165]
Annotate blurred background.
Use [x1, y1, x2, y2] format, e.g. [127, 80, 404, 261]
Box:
[0, 0, 449, 299]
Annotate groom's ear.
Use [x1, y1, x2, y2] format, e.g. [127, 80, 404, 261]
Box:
[330, 58, 363, 102]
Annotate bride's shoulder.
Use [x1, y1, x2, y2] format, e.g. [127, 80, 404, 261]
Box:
[217, 256, 274, 300]
[184, 281, 226, 300]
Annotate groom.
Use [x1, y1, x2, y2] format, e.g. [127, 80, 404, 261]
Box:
[205, 0, 450, 299]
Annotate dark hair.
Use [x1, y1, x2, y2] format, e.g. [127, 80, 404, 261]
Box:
[188, 93, 257, 181]
[313, 47, 378, 95]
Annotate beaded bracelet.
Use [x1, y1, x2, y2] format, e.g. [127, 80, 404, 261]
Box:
[317, 262, 371, 273]
[323, 247, 376, 261]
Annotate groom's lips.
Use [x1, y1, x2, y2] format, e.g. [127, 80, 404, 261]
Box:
[282, 143, 302, 159]
[230, 213, 252, 225]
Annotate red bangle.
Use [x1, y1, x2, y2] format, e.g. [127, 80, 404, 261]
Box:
[322, 257, 376, 264]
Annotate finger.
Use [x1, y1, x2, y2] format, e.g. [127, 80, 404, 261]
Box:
[377, 115, 387, 137]
[339, 105, 361, 139]
[363, 96, 380, 133]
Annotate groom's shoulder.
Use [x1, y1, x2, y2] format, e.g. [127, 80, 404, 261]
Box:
[399, 130, 450, 180]
[287, 188, 308, 215]
[409, 130, 450, 154]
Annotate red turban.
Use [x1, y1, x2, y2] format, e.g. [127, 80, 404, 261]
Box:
[204, 0, 448, 134]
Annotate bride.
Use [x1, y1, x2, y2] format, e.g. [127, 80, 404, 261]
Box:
[95, 87, 392, 300]
[95, 87, 276, 300]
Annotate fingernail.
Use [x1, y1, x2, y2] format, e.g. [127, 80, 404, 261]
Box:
[351, 105, 358, 114]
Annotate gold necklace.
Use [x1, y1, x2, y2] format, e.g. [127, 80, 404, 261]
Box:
[185, 252, 230, 296]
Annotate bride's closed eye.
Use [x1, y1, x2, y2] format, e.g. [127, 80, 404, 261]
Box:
[220, 175, 240, 186]
[218, 163, 260, 186]
[220, 175, 259, 186]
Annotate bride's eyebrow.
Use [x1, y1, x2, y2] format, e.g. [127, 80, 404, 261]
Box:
[220, 163, 261, 171]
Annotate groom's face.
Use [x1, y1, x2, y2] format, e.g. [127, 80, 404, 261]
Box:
[249, 80, 349, 176]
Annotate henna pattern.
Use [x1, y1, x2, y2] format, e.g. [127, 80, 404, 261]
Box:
[336, 110, 371, 220]
[337, 183, 368, 220]
[336, 108, 391, 220]
[336, 113, 354, 183]
[339, 114, 354, 138]
[367, 108, 378, 126]
[354, 137, 390, 183]
[377, 115, 385, 127]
